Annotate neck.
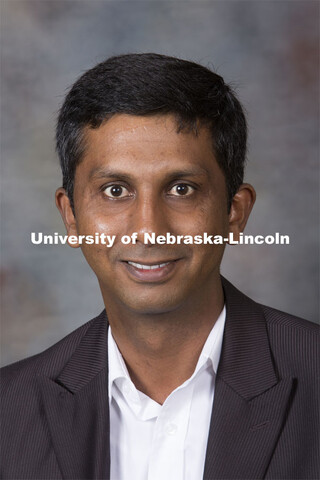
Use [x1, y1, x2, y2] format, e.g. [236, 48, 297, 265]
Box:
[103, 280, 224, 404]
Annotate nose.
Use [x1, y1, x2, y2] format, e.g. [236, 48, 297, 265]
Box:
[129, 191, 170, 244]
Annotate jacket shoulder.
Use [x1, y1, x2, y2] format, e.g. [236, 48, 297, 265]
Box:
[222, 276, 318, 375]
[1, 311, 106, 392]
[260, 304, 318, 376]
[262, 304, 319, 334]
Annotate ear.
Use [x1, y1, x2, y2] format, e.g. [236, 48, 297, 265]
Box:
[228, 183, 256, 242]
[55, 188, 80, 248]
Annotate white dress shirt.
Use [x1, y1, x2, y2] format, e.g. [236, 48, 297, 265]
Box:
[108, 306, 226, 480]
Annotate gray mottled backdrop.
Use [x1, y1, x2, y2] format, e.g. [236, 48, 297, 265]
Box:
[1, 0, 319, 366]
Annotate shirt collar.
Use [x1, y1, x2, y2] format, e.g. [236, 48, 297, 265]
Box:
[196, 304, 226, 375]
[108, 327, 133, 402]
[108, 305, 226, 403]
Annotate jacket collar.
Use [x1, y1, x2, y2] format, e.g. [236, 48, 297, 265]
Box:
[219, 276, 278, 399]
[56, 310, 109, 394]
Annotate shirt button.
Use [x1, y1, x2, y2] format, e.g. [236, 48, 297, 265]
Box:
[165, 423, 177, 436]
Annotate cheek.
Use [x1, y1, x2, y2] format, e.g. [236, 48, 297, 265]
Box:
[188, 241, 226, 284]
[75, 210, 121, 237]
[81, 243, 106, 263]
[176, 203, 229, 236]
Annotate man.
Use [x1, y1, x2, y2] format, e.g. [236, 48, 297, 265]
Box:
[1, 54, 318, 480]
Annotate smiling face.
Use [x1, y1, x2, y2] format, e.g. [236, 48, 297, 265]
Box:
[56, 114, 254, 316]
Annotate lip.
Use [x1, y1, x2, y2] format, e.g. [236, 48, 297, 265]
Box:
[121, 259, 181, 283]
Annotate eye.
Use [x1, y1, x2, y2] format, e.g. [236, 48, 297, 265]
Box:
[103, 184, 131, 198]
[168, 183, 195, 196]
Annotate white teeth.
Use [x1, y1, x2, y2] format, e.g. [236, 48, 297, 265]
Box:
[128, 261, 170, 270]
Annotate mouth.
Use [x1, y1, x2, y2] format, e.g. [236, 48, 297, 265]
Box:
[127, 260, 171, 270]
[122, 259, 181, 282]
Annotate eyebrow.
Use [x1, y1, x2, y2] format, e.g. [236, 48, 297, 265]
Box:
[165, 167, 210, 181]
[89, 167, 132, 182]
[88, 166, 210, 182]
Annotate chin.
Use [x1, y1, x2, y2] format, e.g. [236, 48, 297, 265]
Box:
[120, 291, 184, 316]
[126, 301, 180, 316]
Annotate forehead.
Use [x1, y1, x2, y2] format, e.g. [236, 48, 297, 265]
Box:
[78, 114, 220, 179]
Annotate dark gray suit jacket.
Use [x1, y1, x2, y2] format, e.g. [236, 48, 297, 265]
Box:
[1, 278, 319, 479]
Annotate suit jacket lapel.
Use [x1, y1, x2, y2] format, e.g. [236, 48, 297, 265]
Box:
[203, 277, 294, 479]
[38, 311, 110, 480]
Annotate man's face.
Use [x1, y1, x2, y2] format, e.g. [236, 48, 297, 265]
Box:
[62, 114, 234, 314]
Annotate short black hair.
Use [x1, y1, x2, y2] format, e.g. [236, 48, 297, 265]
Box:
[56, 53, 247, 210]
